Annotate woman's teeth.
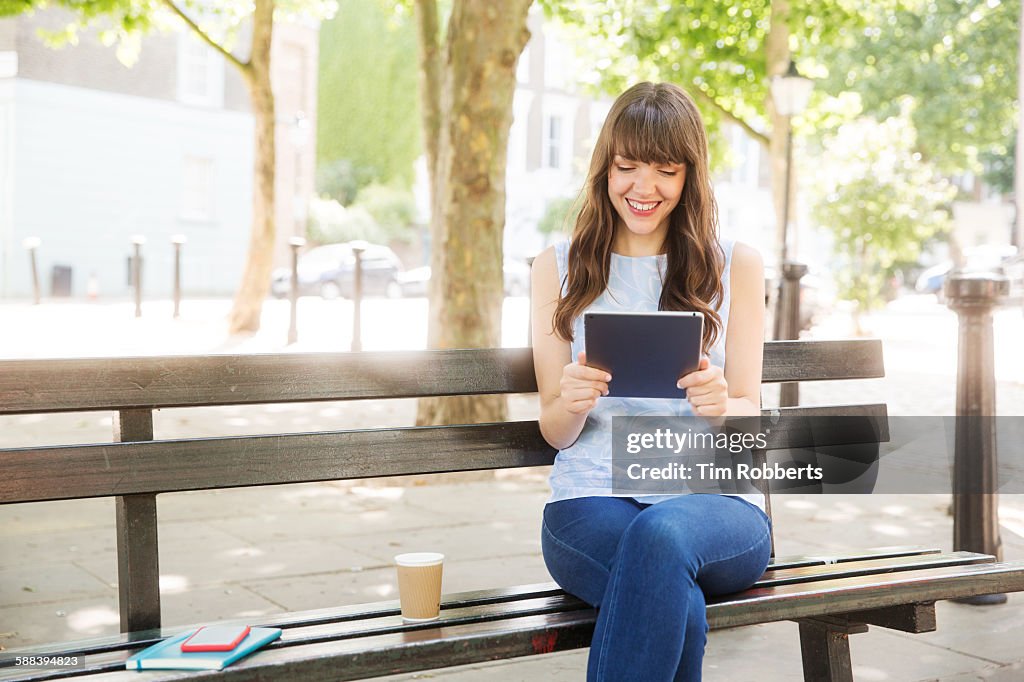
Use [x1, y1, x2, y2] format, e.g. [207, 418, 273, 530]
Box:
[626, 198, 659, 211]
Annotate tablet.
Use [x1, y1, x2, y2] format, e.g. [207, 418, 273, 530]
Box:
[584, 311, 704, 399]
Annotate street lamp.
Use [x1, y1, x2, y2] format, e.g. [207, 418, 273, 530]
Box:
[770, 60, 813, 407]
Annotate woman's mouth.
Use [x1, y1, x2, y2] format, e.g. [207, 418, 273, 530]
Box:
[625, 198, 661, 216]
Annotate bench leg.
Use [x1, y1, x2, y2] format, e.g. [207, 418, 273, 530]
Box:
[114, 409, 161, 633]
[798, 617, 867, 682]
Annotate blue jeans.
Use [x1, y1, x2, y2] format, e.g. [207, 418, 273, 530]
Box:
[541, 494, 772, 682]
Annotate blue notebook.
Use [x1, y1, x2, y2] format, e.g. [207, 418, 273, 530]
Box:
[125, 627, 282, 671]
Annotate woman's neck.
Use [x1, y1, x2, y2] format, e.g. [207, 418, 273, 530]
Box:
[611, 226, 668, 257]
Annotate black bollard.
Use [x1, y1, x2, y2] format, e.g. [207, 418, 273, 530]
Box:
[351, 243, 365, 352]
[23, 237, 41, 305]
[946, 271, 1009, 605]
[288, 237, 305, 345]
[778, 261, 807, 407]
[171, 235, 186, 319]
[131, 236, 146, 318]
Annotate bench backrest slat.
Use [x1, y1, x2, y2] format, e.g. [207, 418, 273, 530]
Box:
[0, 340, 883, 415]
[0, 405, 887, 504]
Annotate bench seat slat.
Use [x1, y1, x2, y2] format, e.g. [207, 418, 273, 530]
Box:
[757, 551, 992, 588]
[708, 560, 1024, 628]
[0, 341, 883, 415]
[0, 551, 992, 668]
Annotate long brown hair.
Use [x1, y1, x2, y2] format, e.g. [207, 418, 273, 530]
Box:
[552, 82, 725, 355]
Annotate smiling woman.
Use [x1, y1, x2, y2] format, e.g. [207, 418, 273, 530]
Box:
[530, 81, 767, 682]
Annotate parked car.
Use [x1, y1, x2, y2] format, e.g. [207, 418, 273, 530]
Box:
[914, 245, 1020, 297]
[270, 242, 403, 300]
[914, 261, 953, 295]
[397, 258, 532, 297]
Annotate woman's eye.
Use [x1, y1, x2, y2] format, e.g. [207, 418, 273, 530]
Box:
[616, 165, 635, 172]
[659, 170, 678, 177]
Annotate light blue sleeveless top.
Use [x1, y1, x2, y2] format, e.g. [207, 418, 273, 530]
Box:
[549, 237, 765, 512]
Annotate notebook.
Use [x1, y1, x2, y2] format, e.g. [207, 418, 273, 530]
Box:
[125, 626, 282, 671]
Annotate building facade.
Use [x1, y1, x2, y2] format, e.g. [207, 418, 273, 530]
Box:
[0, 9, 317, 299]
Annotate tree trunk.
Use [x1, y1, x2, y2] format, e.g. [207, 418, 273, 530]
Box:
[414, 0, 532, 426]
[228, 0, 276, 335]
[1016, 0, 1024, 248]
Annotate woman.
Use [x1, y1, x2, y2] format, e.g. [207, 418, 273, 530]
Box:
[531, 82, 771, 681]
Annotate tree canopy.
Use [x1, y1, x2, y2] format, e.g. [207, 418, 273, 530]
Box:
[317, 0, 422, 196]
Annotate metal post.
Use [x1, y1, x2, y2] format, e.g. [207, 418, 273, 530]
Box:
[171, 235, 186, 319]
[351, 244, 364, 352]
[779, 261, 808, 407]
[131, 235, 145, 318]
[288, 237, 305, 345]
[946, 272, 1008, 605]
[23, 237, 41, 305]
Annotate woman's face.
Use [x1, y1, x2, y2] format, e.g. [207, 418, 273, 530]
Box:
[607, 155, 687, 240]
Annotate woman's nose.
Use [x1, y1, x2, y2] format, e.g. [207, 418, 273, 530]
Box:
[632, 169, 657, 195]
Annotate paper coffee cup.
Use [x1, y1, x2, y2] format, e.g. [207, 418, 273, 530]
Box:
[395, 552, 444, 622]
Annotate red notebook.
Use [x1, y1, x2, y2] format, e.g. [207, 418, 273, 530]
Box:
[180, 625, 251, 652]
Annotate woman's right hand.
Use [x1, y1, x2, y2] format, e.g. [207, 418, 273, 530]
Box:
[559, 351, 611, 414]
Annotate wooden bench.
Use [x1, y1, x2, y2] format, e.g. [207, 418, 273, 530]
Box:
[2, 340, 1023, 682]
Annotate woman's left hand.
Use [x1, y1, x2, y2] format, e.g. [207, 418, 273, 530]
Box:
[677, 356, 728, 417]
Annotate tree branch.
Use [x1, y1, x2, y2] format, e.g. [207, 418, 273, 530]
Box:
[692, 86, 770, 147]
[162, 0, 248, 73]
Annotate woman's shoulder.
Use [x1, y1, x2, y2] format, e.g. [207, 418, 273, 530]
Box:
[728, 240, 764, 273]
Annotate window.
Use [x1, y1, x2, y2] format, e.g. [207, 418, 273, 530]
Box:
[182, 156, 214, 220]
[545, 115, 563, 169]
[177, 33, 224, 107]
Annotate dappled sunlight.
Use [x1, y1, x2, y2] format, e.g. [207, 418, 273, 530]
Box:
[351, 486, 405, 501]
[881, 505, 909, 516]
[782, 499, 818, 510]
[225, 417, 251, 427]
[263, 404, 301, 413]
[224, 547, 265, 558]
[317, 407, 343, 418]
[16, 414, 44, 424]
[869, 523, 910, 538]
[851, 666, 891, 681]
[66, 606, 119, 635]
[368, 583, 396, 598]
[159, 574, 190, 593]
[279, 486, 351, 503]
[255, 564, 286, 576]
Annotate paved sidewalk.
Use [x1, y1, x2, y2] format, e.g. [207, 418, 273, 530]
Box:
[2, 294, 1023, 679]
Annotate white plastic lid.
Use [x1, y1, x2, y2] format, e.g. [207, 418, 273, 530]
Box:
[394, 552, 444, 566]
